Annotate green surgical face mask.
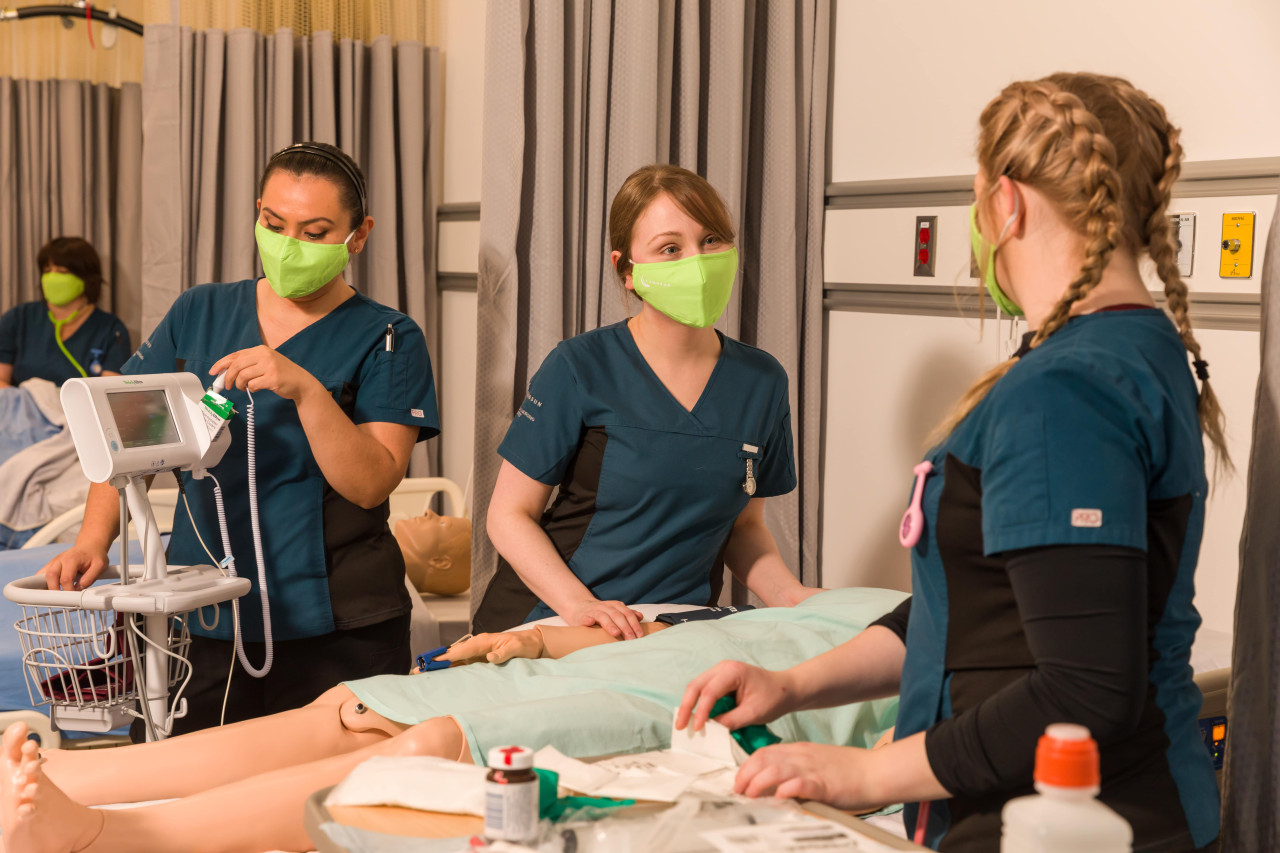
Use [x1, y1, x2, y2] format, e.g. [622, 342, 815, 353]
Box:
[969, 202, 1023, 317]
[630, 247, 738, 329]
[41, 271, 86, 307]
[254, 221, 355, 299]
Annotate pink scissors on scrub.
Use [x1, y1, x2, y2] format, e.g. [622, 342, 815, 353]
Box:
[899, 461, 934, 548]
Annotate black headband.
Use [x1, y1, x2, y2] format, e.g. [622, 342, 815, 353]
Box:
[269, 142, 367, 220]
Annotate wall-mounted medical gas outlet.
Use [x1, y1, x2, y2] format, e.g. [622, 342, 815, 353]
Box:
[1220, 212, 1256, 279]
[1169, 213, 1195, 277]
[914, 215, 937, 277]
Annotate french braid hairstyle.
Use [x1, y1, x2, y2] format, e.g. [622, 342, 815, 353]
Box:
[928, 72, 1231, 474]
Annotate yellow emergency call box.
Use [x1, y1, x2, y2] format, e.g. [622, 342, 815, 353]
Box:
[1219, 212, 1256, 279]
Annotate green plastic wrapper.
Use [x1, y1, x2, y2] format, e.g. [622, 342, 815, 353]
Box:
[534, 767, 635, 823]
[709, 695, 783, 754]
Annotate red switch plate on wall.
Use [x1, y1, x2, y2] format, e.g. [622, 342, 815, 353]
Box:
[914, 215, 937, 277]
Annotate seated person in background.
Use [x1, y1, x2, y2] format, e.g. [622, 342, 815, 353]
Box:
[478, 164, 814, 637]
[0, 587, 902, 853]
[0, 237, 131, 387]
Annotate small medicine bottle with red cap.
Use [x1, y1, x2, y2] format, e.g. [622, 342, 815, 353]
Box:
[484, 745, 539, 844]
[1001, 724, 1133, 852]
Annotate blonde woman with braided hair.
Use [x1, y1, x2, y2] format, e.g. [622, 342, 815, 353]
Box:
[678, 72, 1221, 851]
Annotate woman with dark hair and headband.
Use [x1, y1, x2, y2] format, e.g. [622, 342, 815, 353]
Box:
[39, 143, 440, 734]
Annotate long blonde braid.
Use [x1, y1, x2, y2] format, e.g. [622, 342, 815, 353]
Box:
[926, 79, 1125, 446]
[1114, 84, 1233, 474]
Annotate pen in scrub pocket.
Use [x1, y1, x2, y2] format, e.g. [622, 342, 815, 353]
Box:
[384, 323, 394, 352]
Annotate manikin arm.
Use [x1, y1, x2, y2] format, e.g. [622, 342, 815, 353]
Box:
[434, 623, 669, 667]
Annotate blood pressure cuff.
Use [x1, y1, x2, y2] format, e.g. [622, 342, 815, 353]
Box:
[654, 605, 755, 625]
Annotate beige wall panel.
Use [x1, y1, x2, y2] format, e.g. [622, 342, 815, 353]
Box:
[440, 289, 478, 500]
[1191, 327, 1260, 636]
[438, 0, 486, 205]
[438, 220, 480, 275]
[821, 310, 998, 591]
[829, 0, 1280, 183]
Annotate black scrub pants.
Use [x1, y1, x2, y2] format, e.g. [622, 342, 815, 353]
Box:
[129, 612, 411, 741]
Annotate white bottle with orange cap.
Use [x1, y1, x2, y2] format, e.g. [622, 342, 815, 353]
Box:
[1001, 723, 1133, 852]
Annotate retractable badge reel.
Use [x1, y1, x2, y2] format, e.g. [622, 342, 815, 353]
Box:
[741, 443, 759, 496]
[899, 461, 933, 548]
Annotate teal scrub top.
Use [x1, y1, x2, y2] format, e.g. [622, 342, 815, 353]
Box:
[123, 280, 440, 641]
[498, 321, 796, 621]
[896, 310, 1217, 848]
[0, 301, 131, 384]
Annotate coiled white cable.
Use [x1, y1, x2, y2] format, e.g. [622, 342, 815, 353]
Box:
[220, 388, 273, 678]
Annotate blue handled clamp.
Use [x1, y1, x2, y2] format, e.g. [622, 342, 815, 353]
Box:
[415, 645, 451, 673]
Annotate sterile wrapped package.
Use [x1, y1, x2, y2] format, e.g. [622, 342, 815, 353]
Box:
[324, 755, 487, 815]
[668, 714, 747, 768]
[531, 717, 746, 804]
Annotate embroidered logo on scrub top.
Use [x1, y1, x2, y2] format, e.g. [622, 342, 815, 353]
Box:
[1071, 508, 1103, 528]
[411, 408, 424, 418]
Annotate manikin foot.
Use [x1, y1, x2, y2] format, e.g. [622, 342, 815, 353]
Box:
[0, 722, 103, 853]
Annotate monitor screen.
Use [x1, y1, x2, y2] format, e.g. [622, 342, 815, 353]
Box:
[106, 389, 181, 449]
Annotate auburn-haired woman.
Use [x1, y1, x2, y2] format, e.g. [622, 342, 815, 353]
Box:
[477, 164, 814, 636]
[679, 73, 1223, 851]
[0, 237, 130, 387]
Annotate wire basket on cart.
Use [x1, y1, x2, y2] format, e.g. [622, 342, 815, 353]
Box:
[12, 603, 192, 734]
[4, 561, 249, 739]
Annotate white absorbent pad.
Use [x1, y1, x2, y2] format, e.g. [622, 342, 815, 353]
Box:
[325, 715, 745, 817]
[324, 756, 487, 815]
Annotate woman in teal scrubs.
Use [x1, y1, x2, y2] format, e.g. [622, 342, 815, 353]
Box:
[677, 74, 1223, 851]
[476, 164, 814, 637]
[39, 142, 440, 734]
[0, 237, 131, 387]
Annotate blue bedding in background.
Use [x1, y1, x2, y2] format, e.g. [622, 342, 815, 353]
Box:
[0, 386, 59, 467]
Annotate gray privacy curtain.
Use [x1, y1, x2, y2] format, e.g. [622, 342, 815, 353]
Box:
[0, 78, 144, 348]
[1222, 185, 1280, 851]
[472, 1, 830, 614]
[141, 25, 442, 472]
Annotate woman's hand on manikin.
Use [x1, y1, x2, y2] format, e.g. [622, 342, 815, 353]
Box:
[210, 346, 322, 403]
[566, 597, 645, 641]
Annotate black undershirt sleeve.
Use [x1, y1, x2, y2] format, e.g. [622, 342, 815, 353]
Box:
[869, 596, 911, 643]
[924, 545, 1148, 798]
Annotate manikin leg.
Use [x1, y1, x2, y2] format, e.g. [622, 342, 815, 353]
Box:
[40, 685, 400, 806]
[0, 713, 468, 853]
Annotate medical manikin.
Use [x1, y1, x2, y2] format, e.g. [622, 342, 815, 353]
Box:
[0, 587, 902, 853]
